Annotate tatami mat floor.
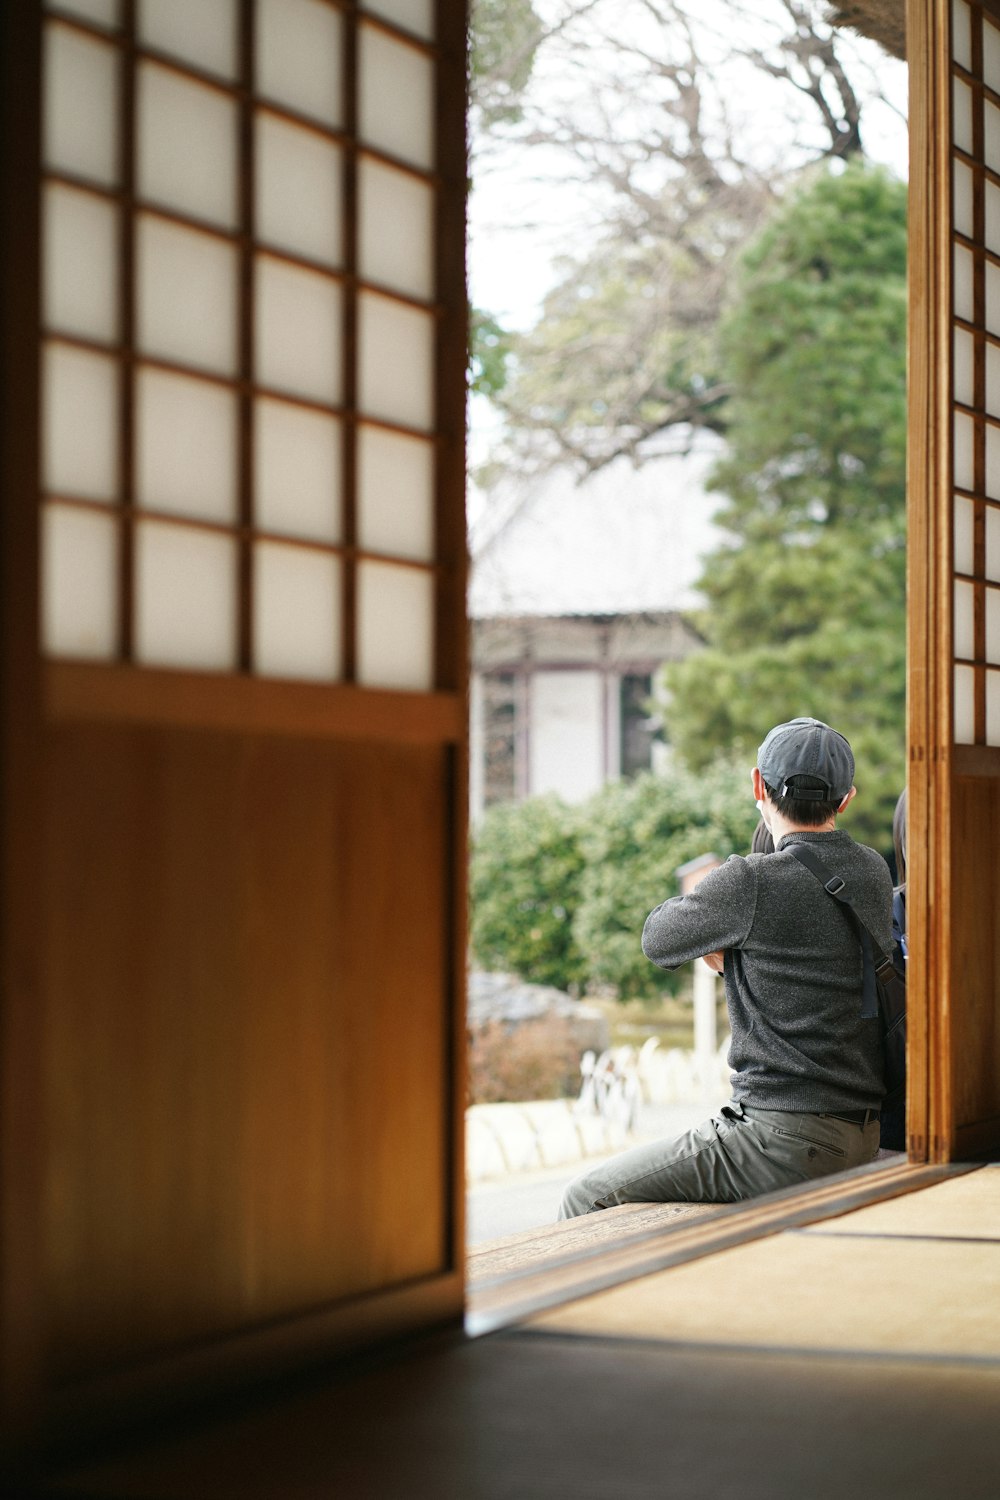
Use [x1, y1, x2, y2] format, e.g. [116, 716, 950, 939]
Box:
[532, 1231, 1000, 1358]
[532, 1165, 1000, 1361]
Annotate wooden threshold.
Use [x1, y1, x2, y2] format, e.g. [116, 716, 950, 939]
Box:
[465, 1159, 981, 1337]
[469, 1201, 723, 1286]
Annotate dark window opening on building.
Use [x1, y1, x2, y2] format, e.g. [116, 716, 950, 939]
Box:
[620, 673, 656, 778]
[483, 672, 517, 807]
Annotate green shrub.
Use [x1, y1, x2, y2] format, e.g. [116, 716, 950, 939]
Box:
[573, 764, 758, 999]
[469, 795, 587, 992]
[468, 763, 759, 999]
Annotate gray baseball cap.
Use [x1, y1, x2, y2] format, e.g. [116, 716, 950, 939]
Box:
[756, 717, 855, 801]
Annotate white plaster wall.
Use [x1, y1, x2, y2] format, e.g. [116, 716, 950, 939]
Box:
[529, 670, 604, 803]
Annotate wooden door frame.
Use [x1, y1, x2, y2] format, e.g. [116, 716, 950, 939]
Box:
[907, 0, 1000, 1163]
[906, 0, 952, 1164]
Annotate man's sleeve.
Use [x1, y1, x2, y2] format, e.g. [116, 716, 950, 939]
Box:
[641, 856, 757, 970]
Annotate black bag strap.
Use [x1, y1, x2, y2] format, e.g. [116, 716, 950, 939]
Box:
[785, 843, 893, 1022]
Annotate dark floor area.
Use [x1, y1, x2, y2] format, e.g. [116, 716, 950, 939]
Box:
[26, 1326, 1000, 1499]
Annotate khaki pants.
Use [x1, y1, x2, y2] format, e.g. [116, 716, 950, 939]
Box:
[558, 1101, 880, 1219]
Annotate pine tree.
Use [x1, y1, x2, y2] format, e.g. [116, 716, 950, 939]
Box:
[663, 163, 907, 848]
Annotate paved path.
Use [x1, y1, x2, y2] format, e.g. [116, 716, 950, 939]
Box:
[467, 1099, 721, 1245]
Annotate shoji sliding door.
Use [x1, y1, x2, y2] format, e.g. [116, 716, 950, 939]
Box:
[1, 0, 468, 1440]
[909, 0, 1000, 1161]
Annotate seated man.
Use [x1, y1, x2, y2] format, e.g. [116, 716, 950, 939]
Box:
[559, 717, 892, 1218]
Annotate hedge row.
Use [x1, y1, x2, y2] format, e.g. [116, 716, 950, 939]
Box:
[470, 763, 760, 999]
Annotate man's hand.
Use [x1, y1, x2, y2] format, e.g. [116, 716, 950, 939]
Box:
[703, 950, 725, 974]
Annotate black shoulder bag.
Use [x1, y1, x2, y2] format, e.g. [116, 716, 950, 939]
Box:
[786, 844, 907, 1150]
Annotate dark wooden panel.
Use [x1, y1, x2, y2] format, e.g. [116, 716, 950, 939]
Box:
[0, 0, 44, 1440]
[46, 662, 464, 744]
[42, 725, 450, 1385]
[953, 745, 1000, 777]
[950, 773, 1000, 1144]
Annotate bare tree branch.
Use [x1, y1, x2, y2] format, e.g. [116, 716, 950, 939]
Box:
[471, 0, 904, 480]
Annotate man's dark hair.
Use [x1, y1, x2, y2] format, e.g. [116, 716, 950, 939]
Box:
[763, 777, 842, 827]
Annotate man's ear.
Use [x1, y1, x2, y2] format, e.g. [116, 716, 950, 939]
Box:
[752, 767, 767, 801]
[837, 785, 858, 814]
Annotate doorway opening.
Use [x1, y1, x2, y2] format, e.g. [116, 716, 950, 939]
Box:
[464, 0, 910, 1263]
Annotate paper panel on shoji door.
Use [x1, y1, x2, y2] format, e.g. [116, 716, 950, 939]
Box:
[358, 293, 434, 431]
[42, 344, 118, 501]
[48, 0, 120, 26]
[954, 410, 975, 492]
[955, 663, 976, 744]
[987, 506, 1000, 582]
[137, 216, 237, 374]
[987, 101, 1000, 177]
[256, 0, 343, 128]
[987, 343, 1000, 419]
[954, 161, 974, 239]
[954, 578, 975, 661]
[988, 187, 1000, 259]
[253, 542, 342, 681]
[136, 368, 237, 524]
[359, 25, 434, 171]
[359, 159, 433, 300]
[254, 398, 341, 542]
[138, 0, 237, 80]
[955, 493, 975, 577]
[953, 0, 973, 71]
[362, 0, 434, 40]
[988, 587, 1000, 664]
[43, 184, 118, 342]
[954, 244, 974, 324]
[953, 78, 974, 156]
[43, 25, 119, 187]
[985, 16, 1000, 93]
[954, 327, 975, 409]
[988, 670, 1000, 745]
[986, 426, 1000, 500]
[255, 115, 343, 267]
[138, 64, 237, 229]
[357, 425, 434, 561]
[255, 257, 343, 404]
[41, 504, 118, 660]
[357, 561, 434, 691]
[988, 264, 1000, 337]
[135, 521, 237, 671]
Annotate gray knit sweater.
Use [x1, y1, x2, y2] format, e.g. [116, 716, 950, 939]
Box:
[641, 829, 893, 1113]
